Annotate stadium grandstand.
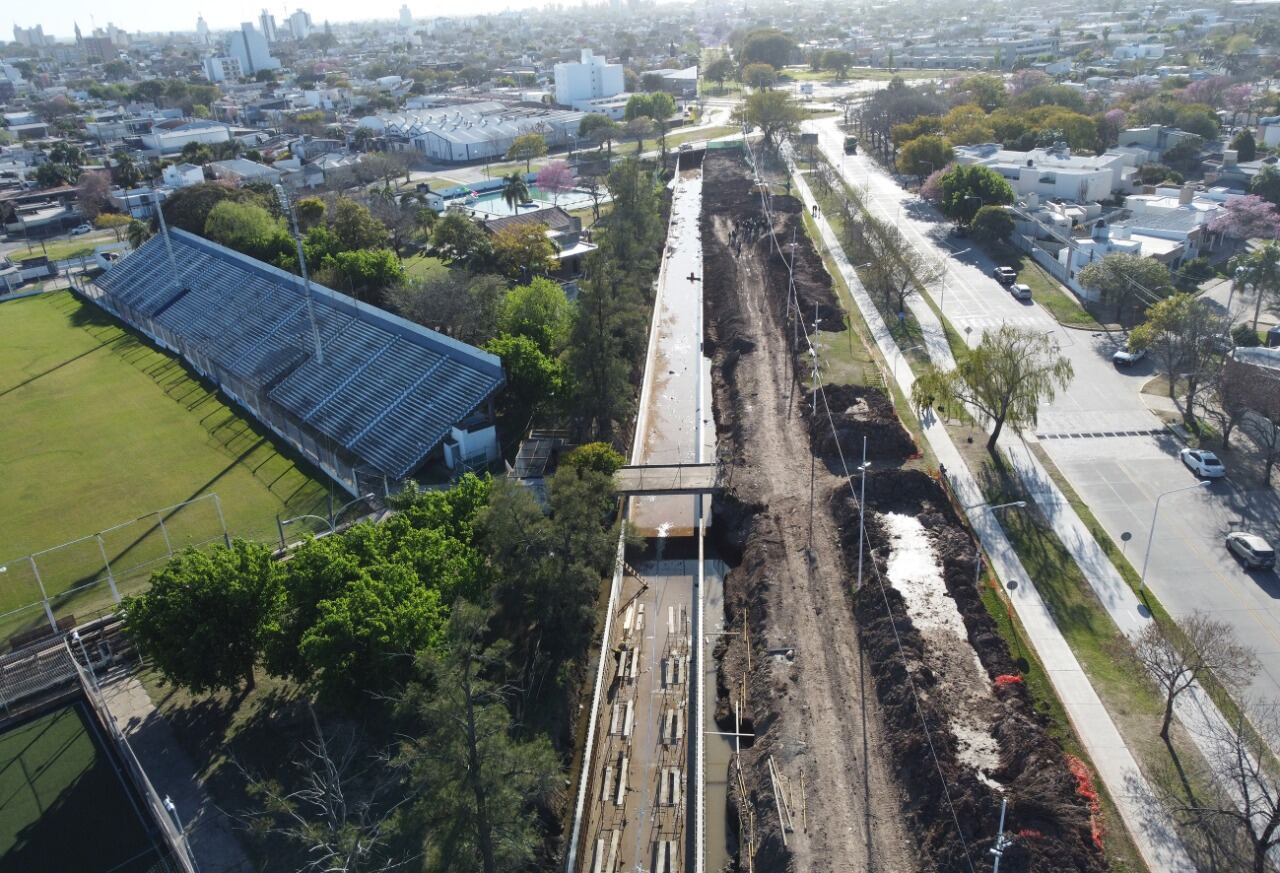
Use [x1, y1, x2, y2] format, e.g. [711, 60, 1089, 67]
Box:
[85, 229, 504, 496]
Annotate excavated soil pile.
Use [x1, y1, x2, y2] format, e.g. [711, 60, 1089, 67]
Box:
[804, 384, 916, 461]
[702, 151, 917, 873]
[832, 469, 1106, 873]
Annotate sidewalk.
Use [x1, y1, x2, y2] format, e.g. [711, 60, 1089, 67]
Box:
[102, 675, 252, 873]
[789, 163, 1197, 873]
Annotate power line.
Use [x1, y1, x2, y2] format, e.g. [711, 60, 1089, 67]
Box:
[742, 134, 982, 873]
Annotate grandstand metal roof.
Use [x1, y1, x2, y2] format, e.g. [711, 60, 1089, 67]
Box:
[93, 229, 504, 480]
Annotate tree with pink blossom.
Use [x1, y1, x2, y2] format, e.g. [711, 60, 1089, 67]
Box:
[1181, 75, 1233, 108]
[1100, 108, 1128, 147]
[1224, 84, 1256, 126]
[1009, 69, 1050, 96]
[1210, 195, 1280, 241]
[920, 163, 951, 205]
[535, 160, 575, 206]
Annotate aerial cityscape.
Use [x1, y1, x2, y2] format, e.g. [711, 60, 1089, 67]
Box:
[5, 1, 1280, 871]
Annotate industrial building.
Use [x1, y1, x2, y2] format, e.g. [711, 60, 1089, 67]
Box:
[360, 101, 584, 163]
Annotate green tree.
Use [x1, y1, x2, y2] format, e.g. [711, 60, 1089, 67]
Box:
[317, 249, 405, 301]
[741, 62, 776, 89]
[180, 140, 214, 165]
[491, 223, 558, 281]
[399, 604, 559, 873]
[1236, 242, 1280, 331]
[94, 212, 132, 240]
[294, 196, 326, 230]
[1129, 293, 1226, 422]
[1077, 252, 1173, 322]
[1233, 128, 1258, 162]
[111, 151, 142, 188]
[204, 200, 295, 263]
[501, 172, 529, 214]
[127, 218, 153, 249]
[1253, 165, 1280, 207]
[939, 164, 1015, 225]
[912, 325, 1074, 450]
[970, 205, 1014, 245]
[483, 333, 565, 417]
[506, 132, 547, 173]
[742, 89, 801, 146]
[897, 134, 954, 177]
[431, 212, 493, 269]
[625, 116, 655, 154]
[579, 114, 618, 156]
[331, 197, 390, 250]
[122, 541, 281, 693]
[562, 442, 625, 475]
[738, 27, 795, 68]
[500, 276, 573, 353]
[822, 50, 854, 78]
[705, 56, 734, 92]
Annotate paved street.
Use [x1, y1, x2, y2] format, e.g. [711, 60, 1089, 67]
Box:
[809, 115, 1280, 710]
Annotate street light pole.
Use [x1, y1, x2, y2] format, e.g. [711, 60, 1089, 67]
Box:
[1139, 481, 1210, 594]
[966, 500, 1027, 587]
[856, 437, 870, 592]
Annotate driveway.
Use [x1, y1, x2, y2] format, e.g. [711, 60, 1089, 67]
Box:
[809, 115, 1280, 708]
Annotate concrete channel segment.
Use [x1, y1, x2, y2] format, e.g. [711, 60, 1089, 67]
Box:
[569, 158, 720, 873]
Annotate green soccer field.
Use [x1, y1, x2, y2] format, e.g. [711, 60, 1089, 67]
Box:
[0, 703, 162, 872]
[0, 292, 333, 633]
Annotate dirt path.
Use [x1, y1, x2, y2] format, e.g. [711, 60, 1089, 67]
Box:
[702, 153, 916, 873]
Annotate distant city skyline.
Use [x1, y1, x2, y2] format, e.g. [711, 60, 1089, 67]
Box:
[12, 0, 564, 41]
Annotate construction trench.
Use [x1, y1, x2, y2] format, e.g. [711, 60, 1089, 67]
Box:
[699, 149, 1108, 873]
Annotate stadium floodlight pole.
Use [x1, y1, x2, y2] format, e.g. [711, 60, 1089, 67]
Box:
[151, 191, 183, 298]
[274, 184, 325, 365]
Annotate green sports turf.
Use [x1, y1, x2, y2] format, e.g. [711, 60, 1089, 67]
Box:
[0, 292, 332, 632]
[0, 703, 161, 872]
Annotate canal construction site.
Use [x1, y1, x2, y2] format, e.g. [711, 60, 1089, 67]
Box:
[571, 148, 1108, 873]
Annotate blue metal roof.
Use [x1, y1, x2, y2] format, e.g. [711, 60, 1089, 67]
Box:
[94, 229, 504, 479]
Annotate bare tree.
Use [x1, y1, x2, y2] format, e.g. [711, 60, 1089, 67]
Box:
[1243, 410, 1280, 484]
[237, 705, 414, 873]
[1182, 705, 1280, 873]
[1133, 613, 1257, 745]
[1197, 352, 1252, 450]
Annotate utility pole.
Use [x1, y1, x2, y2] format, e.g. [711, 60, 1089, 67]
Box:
[856, 436, 869, 592]
[990, 795, 1011, 873]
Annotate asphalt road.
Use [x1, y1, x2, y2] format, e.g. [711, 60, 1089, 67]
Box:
[809, 116, 1280, 709]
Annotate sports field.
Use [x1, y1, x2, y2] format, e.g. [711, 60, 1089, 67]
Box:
[0, 702, 162, 872]
[0, 292, 332, 633]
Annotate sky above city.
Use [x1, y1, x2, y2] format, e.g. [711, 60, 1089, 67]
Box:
[16, 0, 559, 40]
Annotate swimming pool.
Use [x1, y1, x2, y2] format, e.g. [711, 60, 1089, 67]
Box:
[452, 184, 608, 218]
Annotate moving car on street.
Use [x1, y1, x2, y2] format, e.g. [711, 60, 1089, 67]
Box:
[992, 265, 1017, 285]
[1180, 448, 1226, 478]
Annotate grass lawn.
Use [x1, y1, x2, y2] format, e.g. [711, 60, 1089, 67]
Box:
[14, 232, 119, 263]
[0, 292, 332, 634]
[0, 702, 163, 872]
[403, 254, 448, 282]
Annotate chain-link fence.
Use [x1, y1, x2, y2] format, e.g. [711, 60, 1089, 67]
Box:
[0, 494, 232, 646]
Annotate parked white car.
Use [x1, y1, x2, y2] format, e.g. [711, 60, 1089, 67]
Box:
[1226, 532, 1276, 569]
[1112, 347, 1146, 366]
[1009, 283, 1032, 300]
[69, 223, 93, 235]
[1180, 448, 1226, 478]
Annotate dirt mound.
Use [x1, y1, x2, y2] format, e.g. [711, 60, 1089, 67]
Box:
[805, 384, 917, 462]
[832, 469, 1105, 873]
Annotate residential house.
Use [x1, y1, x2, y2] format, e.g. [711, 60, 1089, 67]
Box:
[161, 162, 206, 188]
[481, 205, 597, 278]
[953, 143, 1135, 202]
[208, 158, 283, 185]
